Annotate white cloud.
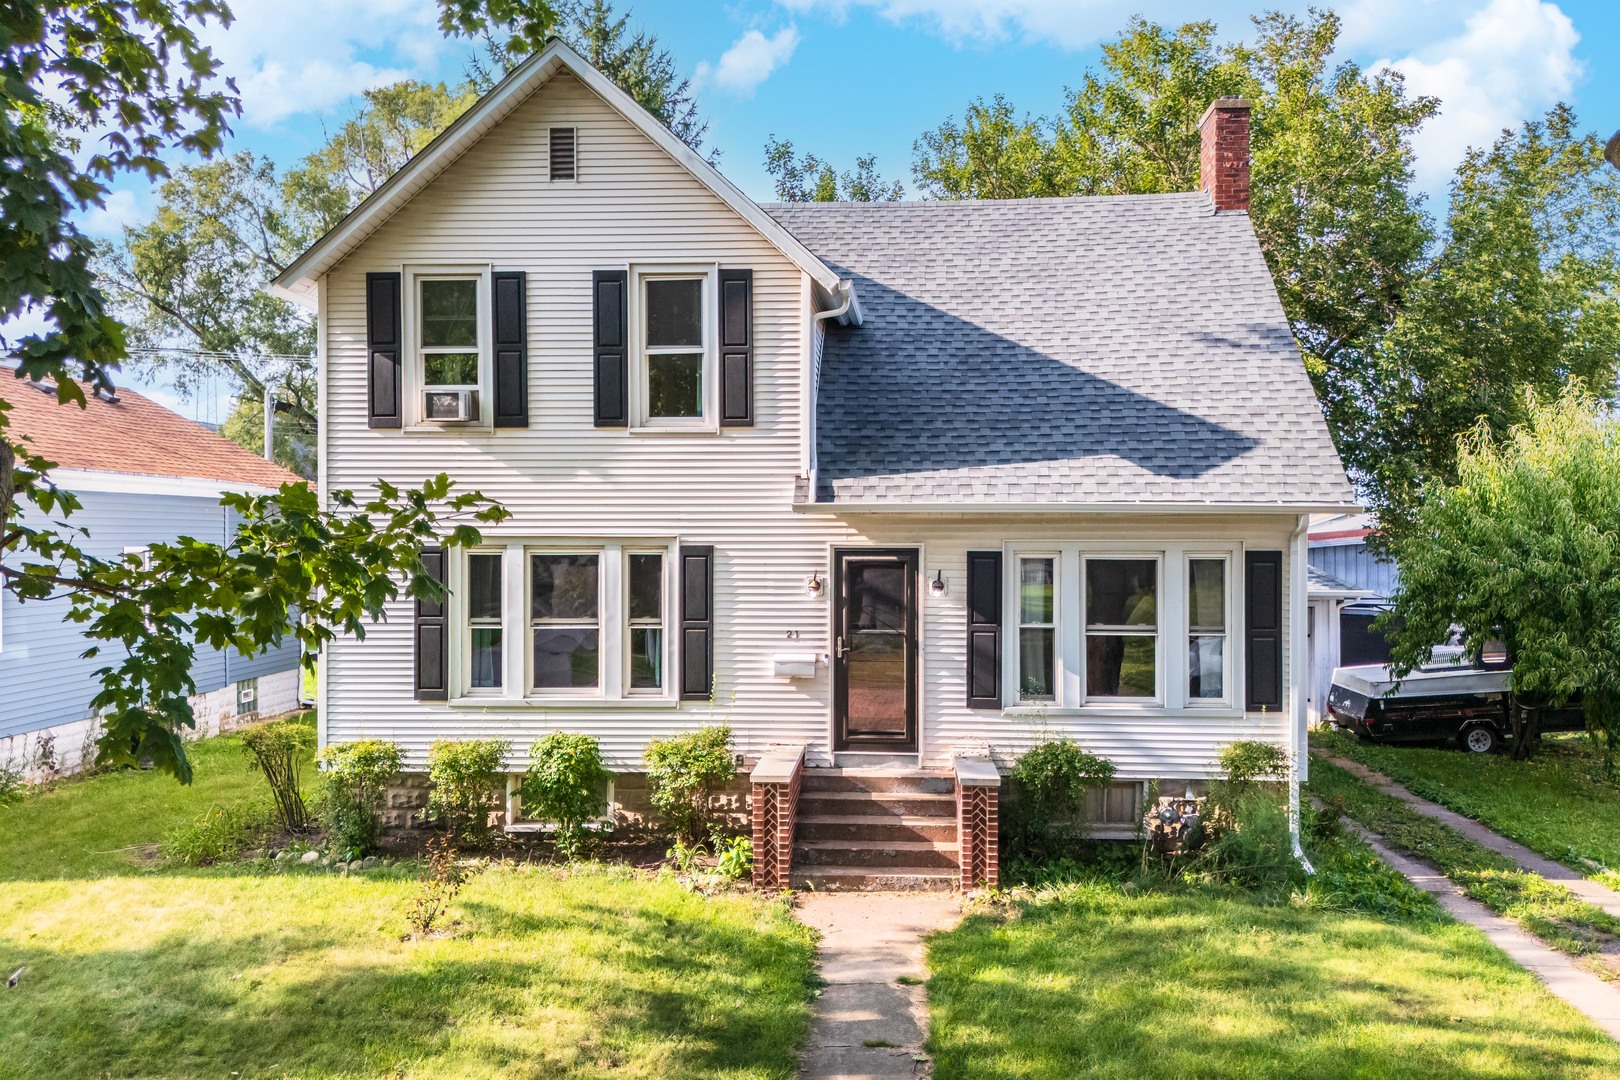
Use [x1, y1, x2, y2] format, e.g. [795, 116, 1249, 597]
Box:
[695, 27, 802, 96]
[199, 0, 450, 127]
[79, 188, 150, 239]
[1370, 0, 1582, 191]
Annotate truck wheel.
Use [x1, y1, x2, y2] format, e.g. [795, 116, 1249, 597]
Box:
[1461, 724, 1499, 754]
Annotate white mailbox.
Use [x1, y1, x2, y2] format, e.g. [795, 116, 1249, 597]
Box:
[772, 651, 820, 679]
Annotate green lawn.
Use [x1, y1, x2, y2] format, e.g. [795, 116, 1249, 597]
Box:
[926, 872, 1620, 1079]
[1314, 728, 1620, 887]
[0, 729, 817, 1079]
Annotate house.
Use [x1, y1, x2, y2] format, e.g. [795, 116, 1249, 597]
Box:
[0, 371, 305, 779]
[269, 41, 1358, 889]
[1306, 513, 1398, 725]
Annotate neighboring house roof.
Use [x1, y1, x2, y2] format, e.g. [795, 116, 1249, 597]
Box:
[1309, 511, 1375, 542]
[1306, 564, 1368, 599]
[0, 373, 301, 490]
[269, 38, 853, 316]
[768, 196, 1358, 510]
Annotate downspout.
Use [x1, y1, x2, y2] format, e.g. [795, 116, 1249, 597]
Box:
[1289, 513, 1315, 874]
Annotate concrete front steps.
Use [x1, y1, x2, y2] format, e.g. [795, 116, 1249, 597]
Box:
[790, 768, 959, 892]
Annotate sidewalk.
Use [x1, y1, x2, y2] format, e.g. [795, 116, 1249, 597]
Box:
[795, 892, 960, 1079]
[1312, 749, 1620, 918]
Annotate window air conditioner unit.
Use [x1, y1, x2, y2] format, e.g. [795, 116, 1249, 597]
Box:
[423, 389, 478, 423]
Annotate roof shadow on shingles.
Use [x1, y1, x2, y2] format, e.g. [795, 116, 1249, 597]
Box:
[815, 278, 1259, 497]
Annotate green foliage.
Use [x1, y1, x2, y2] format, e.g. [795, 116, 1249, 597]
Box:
[1216, 739, 1291, 785]
[1382, 389, 1620, 762]
[404, 836, 469, 938]
[1353, 108, 1620, 540]
[1184, 785, 1302, 896]
[316, 740, 403, 858]
[241, 719, 317, 831]
[764, 135, 904, 202]
[714, 834, 753, 882]
[644, 726, 735, 842]
[521, 732, 611, 860]
[1005, 737, 1116, 862]
[426, 739, 510, 848]
[0, 764, 29, 806]
[1310, 755, 1620, 957]
[159, 800, 275, 866]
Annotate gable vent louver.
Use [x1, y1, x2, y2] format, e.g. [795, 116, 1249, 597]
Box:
[549, 127, 576, 181]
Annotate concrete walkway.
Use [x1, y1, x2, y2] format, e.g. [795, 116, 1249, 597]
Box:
[795, 892, 961, 1079]
[1313, 749, 1620, 917]
[1341, 818, 1620, 1041]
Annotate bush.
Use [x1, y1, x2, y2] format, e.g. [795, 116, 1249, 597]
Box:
[0, 764, 27, 806]
[522, 732, 612, 860]
[426, 739, 509, 848]
[161, 801, 276, 866]
[644, 726, 735, 842]
[241, 718, 317, 830]
[714, 834, 753, 881]
[1179, 740, 1300, 896]
[1005, 737, 1117, 863]
[316, 740, 403, 859]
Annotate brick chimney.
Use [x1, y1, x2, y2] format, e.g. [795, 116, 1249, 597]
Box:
[1198, 97, 1252, 212]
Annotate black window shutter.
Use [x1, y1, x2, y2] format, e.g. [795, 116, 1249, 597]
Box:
[366, 272, 402, 428]
[966, 551, 1003, 708]
[1245, 550, 1284, 712]
[593, 270, 628, 427]
[718, 269, 753, 426]
[492, 270, 528, 428]
[415, 547, 449, 702]
[679, 545, 714, 700]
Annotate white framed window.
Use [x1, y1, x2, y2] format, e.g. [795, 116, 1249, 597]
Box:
[465, 550, 505, 693]
[1082, 556, 1160, 703]
[1016, 556, 1057, 701]
[451, 540, 675, 703]
[404, 265, 491, 427]
[1187, 556, 1229, 704]
[1002, 542, 1239, 712]
[630, 265, 715, 429]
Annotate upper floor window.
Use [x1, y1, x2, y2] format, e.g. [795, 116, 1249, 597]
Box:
[632, 267, 714, 429]
[408, 268, 490, 426]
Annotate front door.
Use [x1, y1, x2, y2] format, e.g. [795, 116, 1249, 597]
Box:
[833, 548, 918, 752]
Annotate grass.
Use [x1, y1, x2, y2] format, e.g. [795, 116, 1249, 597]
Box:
[1309, 756, 1620, 965]
[0, 726, 818, 1079]
[925, 872, 1620, 1079]
[1314, 728, 1620, 888]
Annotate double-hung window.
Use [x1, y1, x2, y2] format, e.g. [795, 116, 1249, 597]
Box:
[406, 267, 490, 426]
[1003, 543, 1236, 711]
[633, 268, 713, 427]
[453, 542, 673, 701]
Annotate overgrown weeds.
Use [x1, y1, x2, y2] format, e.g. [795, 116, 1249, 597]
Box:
[404, 837, 469, 939]
[240, 718, 317, 830]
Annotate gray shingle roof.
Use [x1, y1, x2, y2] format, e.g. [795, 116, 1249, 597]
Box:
[765, 194, 1357, 508]
[1307, 564, 1366, 596]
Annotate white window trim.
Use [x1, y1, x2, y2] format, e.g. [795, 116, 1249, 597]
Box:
[628, 263, 718, 432]
[448, 539, 677, 706]
[402, 264, 493, 432]
[1002, 540, 1241, 716]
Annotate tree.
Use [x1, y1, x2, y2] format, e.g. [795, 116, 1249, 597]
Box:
[3, 0, 531, 781]
[1383, 389, 1620, 762]
[469, 0, 710, 159]
[764, 136, 903, 202]
[1352, 107, 1620, 544]
[912, 94, 1063, 200]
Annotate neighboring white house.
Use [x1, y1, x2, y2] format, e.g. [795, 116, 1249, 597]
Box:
[269, 41, 1358, 888]
[1305, 513, 1400, 726]
[0, 372, 305, 779]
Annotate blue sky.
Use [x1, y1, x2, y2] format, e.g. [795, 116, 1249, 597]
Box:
[48, 0, 1620, 416]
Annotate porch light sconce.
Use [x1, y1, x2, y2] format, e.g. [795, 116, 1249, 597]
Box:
[929, 570, 948, 598]
[805, 572, 825, 599]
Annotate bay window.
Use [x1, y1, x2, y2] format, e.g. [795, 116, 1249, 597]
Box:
[1003, 543, 1238, 711]
[451, 541, 674, 701]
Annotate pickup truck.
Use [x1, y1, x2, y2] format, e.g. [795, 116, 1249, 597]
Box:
[1326, 657, 1584, 753]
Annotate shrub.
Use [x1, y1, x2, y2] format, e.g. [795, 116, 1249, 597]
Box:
[316, 740, 403, 859]
[405, 837, 467, 939]
[714, 834, 753, 881]
[0, 764, 27, 806]
[522, 732, 612, 860]
[1180, 740, 1300, 896]
[161, 801, 276, 866]
[644, 726, 735, 842]
[1005, 737, 1117, 863]
[241, 718, 317, 830]
[426, 739, 509, 848]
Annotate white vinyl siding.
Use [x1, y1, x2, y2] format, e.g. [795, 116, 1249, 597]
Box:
[317, 69, 1302, 779]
